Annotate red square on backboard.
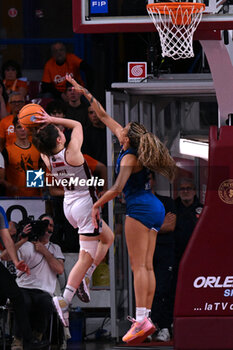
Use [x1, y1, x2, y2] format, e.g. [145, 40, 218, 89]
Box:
[128, 62, 147, 82]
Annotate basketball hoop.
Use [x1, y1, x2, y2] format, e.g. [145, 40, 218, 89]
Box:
[147, 2, 205, 60]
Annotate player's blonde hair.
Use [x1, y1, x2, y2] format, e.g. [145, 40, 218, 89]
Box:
[127, 122, 176, 182]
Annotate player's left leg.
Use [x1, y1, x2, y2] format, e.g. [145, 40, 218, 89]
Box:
[76, 220, 114, 302]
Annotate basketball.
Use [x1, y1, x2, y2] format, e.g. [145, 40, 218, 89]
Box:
[18, 103, 45, 128]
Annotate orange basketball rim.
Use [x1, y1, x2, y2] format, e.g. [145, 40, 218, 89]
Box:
[147, 2, 205, 25]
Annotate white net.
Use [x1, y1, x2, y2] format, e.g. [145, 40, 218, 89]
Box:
[147, 2, 205, 60]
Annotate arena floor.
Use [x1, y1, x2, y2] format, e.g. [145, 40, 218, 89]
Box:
[67, 340, 174, 350]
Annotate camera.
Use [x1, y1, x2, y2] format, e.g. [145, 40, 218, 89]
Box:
[19, 218, 49, 242]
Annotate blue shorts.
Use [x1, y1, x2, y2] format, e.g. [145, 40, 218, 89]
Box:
[126, 192, 165, 231]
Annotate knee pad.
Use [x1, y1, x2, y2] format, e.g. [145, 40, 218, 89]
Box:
[79, 240, 98, 260]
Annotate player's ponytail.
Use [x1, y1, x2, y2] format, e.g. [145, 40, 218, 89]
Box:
[127, 122, 176, 182]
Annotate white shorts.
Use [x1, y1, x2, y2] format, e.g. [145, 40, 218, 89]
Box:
[64, 192, 102, 235]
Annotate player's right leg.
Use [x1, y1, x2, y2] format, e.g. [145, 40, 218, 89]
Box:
[122, 217, 156, 343]
[93, 220, 114, 266]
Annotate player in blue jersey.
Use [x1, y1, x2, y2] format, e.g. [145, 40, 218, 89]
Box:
[67, 75, 176, 344]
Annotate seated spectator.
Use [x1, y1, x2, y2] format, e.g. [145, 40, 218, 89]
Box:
[64, 82, 90, 127]
[46, 87, 91, 127]
[1, 60, 28, 102]
[45, 85, 90, 129]
[174, 178, 203, 266]
[0, 92, 25, 151]
[0, 79, 8, 119]
[1, 116, 41, 197]
[169, 178, 203, 332]
[149, 172, 176, 342]
[0, 206, 31, 350]
[1, 214, 64, 349]
[46, 99, 67, 124]
[82, 105, 107, 165]
[41, 41, 93, 100]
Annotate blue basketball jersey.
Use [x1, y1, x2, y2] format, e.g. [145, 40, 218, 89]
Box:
[116, 147, 165, 231]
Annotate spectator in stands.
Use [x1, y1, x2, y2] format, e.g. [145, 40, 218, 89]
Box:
[174, 178, 203, 268]
[1, 60, 28, 100]
[2, 116, 41, 197]
[170, 178, 203, 330]
[46, 84, 90, 128]
[41, 41, 93, 100]
[64, 81, 89, 127]
[0, 79, 8, 119]
[46, 99, 67, 124]
[0, 206, 31, 350]
[82, 105, 107, 165]
[149, 172, 176, 342]
[1, 214, 64, 349]
[0, 92, 25, 151]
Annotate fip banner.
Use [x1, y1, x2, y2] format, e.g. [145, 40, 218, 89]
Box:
[90, 0, 108, 14]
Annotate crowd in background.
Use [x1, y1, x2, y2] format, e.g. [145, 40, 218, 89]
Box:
[0, 42, 106, 251]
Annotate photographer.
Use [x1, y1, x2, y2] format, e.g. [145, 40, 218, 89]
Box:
[1, 214, 65, 349]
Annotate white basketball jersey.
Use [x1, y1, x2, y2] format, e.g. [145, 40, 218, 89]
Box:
[49, 148, 97, 204]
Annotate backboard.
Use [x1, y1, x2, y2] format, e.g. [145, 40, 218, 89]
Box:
[73, 0, 233, 39]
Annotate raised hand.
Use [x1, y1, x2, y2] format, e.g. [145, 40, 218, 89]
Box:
[22, 223, 32, 235]
[66, 74, 86, 94]
[33, 241, 47, 255]
[35, 110, 54, 125]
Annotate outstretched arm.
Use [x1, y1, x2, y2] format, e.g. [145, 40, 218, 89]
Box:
[1, 236, 28, 261]
[92, 154, 136, 227]
[0, 228, 30, 274]
[66, 74, 124, 143]
[1, 224, 31, 261]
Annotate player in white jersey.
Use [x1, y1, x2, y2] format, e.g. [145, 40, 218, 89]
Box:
[32, 112, 114, 327]
[48, 147, 102, 234]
